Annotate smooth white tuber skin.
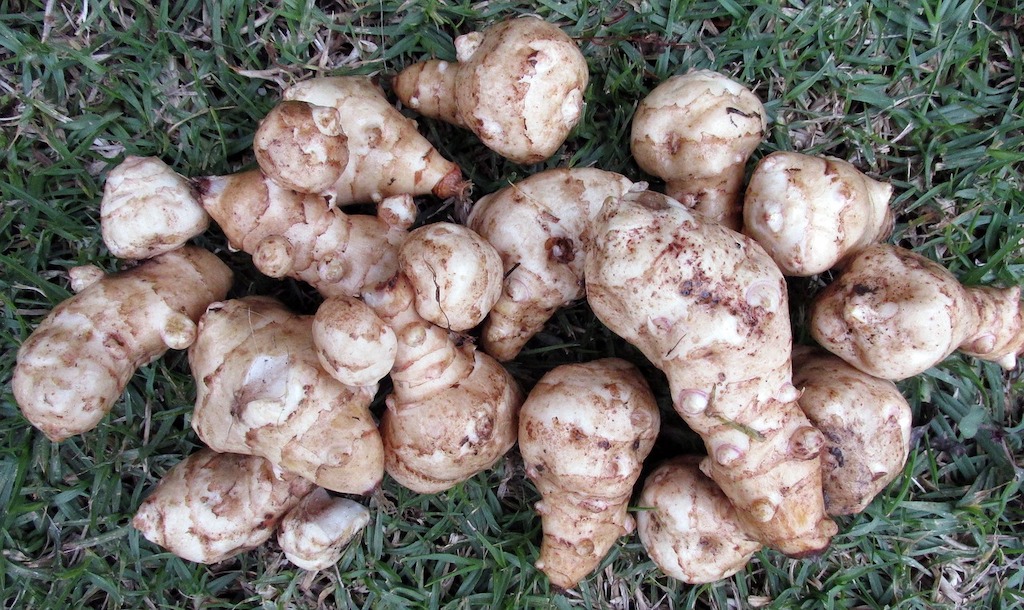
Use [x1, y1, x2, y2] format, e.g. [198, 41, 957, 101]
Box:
[279, 76, 465, 205]
[637, 456, 762, 585]
[189, 296, 385, 495]
[133, 449, 315, 564]
[584, 188, 837, 557]
[278, 488, 370, 571]
[630, 70, 767, 230]
[313, 295, 397, 387]
[742, 152, 894, 276]
[394, 17, 589, 164]
[466, 168, 635, 361]
[792, 346, 912, 516]
[398, 222, 503, 332]
[13, 246, 232, 442]
[253, 100, 350, 194]
[100, 156, 211, 259]
[195, 169, 410, 298]
[363, 274, 523, 494]
[518, 358, 659, 590]
[810, 243, 1024, 380]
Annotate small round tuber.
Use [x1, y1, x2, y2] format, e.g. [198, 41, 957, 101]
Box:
[313, 295, 397, 387]
[277, 488, 371, 571]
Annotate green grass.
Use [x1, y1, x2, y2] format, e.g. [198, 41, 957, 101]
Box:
[2, 0, 1022, 608]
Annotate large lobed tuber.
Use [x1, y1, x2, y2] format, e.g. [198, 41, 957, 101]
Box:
[13, 245, 232, 441]
[518, 358, 660, 590]
[584, 187, 837, 557]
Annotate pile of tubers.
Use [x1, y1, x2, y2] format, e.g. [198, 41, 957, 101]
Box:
[12, 15, 1023, 591]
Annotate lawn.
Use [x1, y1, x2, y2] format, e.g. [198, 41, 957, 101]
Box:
[1, 0, 1022, 608]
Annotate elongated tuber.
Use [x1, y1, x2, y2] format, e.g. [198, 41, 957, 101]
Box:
[637, 456, 762, 584]
[278, 488, 370, 571]
[398, 222, 504, 332]
[585, 188, 837, 556]
[394, 17, 588, 164]
[133, 448, 315, 564]
[630, 70, 766, 230]
[742, 152, 894, 276]
[100, 157, 212, 260]
[518, 358, 659, 590]
[263, 76, 465, 205]
[466, 168, 634, 360]
[196, 169, 410, 298]
[792, 346, 912, 515]
[13, 245, 232, 441]
[189, 296, 385, 495]
[363, 274, 522, 493]
[810, 243, 1024, 379]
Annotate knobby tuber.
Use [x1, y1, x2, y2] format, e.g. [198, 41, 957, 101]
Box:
[277, 488, 370, 571]
[398, 222, 504, 332]
[100, 156, 212, 260]
[584, 188, 837, 556]
[810, 243, 1024, 379]
[13, 245, 232, 441]
[518, 359, 659, 590]
[133, 448, 315, 564]
[742, 152, 894, 276]
[394, 16, 588, 164]
[637, 456, 762, 584]
[363, 274, 522, 494]
[189, 296, 385, 495]
[466, 168, 635, 360]
[313, 295, 398, 387]
[266, 76, 466, 205]
[630, 70, 767, 230]
[196, 169, 411, 298]
[792, 346, 912, 515]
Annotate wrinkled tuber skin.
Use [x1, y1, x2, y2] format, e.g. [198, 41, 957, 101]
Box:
[584, 188, 837, 556]
[743, 152, 894, 276]
[363, 274, 523, 494]
[518, 359, 659, 590]
[253, 100, 350, 195]
[394, 17, 589, 164]
[810, 244, 1024, 380]
[630, 70, 767, 230]
[13, 246, 232, 441]
[196, 169, 410, 298]
[279, 76, 465, 205]
[792, 346, 912, 515]
[466, 168, 635, 361]
[100, 156, 212, 260]
[190, 297, 384, 495]
[399, 222, 503, 332]
[637, 456, 762, 584]
[313, 295, 397, 387]
[133, 449, 315, 564]
[278, 488, 370, 571]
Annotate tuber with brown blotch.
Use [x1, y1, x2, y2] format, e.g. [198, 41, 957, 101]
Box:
[277, 488, 370, 571]
[518, 358, 659, 590]
[584, 187, 837, 557]
[810, 243, 1024, 380]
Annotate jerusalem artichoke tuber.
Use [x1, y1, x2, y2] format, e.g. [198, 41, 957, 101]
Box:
[13, 245, 232, 441]
[518, 358, 659, 590]
[810, 243, 1024, 379]
[630, 70, 766, 230]
[133, 448, 315, 564]
[363, 273, 522, 494]
[584, 188, 837, 557]
[277, 488, 370, 571]
[742, 152, 894, 276]
[466, 168, 635, 360]
[394, 17, 589, 164]
[189, 296, 385, 495]
[792, 346, 912, 515]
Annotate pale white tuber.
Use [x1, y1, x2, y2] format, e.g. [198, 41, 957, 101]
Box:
[313, 295, 397, 387]
[278, 488, 370, 571]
